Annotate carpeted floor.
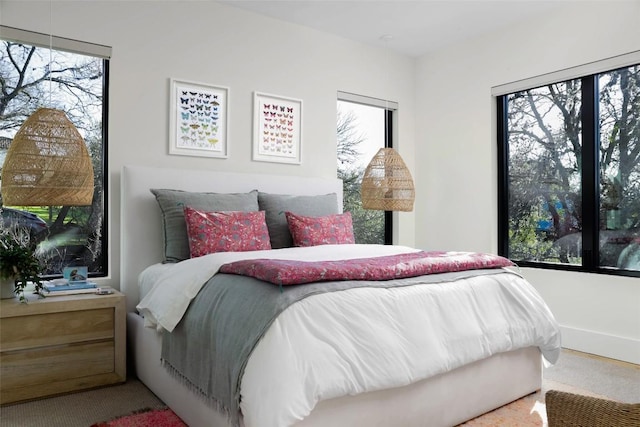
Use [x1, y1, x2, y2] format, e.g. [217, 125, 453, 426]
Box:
[1, 348, 638, 427]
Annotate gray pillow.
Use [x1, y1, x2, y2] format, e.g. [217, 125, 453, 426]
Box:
[258, 192, 339, 249]
[151, 189, 259, 262]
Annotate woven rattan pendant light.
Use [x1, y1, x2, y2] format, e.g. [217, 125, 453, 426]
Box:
[360, 35, 414, 212]
[1, 107, 94, 206]
[361, 147, 415, 212]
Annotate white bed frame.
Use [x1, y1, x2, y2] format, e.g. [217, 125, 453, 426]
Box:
[121, 165, 542, 427]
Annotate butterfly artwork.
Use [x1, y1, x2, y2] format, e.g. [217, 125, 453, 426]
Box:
[172, 81, 228, 156]
[253, 93, 301, 162]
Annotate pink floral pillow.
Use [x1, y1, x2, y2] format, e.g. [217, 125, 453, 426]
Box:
[184, 207, 271, 257]
[285, 211, 355, 247]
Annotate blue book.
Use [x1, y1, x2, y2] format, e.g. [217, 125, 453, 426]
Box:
[45, 282, 97, 292]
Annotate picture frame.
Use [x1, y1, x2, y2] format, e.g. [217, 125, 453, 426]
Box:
[253, 92, 302, 164]
[169, 78, 229, 158]
[63, 266, 88, 283]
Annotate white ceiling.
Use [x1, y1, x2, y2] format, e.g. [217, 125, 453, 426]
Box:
[220, 0, 567, 57]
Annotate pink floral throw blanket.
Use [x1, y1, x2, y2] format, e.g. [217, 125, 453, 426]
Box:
[219, 251, 514, 286]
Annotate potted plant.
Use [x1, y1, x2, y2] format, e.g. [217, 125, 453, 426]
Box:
[0, 224, 46, 302]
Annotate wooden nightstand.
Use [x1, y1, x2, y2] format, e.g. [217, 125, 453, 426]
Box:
[0, 290, 126, 405]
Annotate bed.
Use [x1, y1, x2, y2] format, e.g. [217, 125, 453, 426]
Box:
[121, 164, 561, 427]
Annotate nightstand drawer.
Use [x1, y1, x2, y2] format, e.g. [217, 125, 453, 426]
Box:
[0, 308, 114, 352]
[0, 340, 114, 389]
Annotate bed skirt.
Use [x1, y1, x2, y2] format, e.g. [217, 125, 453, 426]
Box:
[127, 312, 542, 427]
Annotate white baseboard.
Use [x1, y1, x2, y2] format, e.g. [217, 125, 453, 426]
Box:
[560, 326, 640, 365]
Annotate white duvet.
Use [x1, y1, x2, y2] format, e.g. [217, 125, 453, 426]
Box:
[137, 244, 561, 427]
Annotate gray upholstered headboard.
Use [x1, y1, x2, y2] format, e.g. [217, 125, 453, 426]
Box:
[120, 165, 343, 313]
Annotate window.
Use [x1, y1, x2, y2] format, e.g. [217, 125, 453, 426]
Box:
[0, 26, 110, 278]
[337, 93, 395, 244]
[497, 62, 639, 276]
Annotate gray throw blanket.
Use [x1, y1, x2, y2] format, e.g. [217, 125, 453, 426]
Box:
[161, 269, 510, 426]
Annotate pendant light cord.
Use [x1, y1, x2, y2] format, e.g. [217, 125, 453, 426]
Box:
[49, 0, 53, 107]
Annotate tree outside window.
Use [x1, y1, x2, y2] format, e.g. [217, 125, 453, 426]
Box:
[337, 100, 388, 244]
[499, 64, 639, 274]
[0, 39, 108, 277]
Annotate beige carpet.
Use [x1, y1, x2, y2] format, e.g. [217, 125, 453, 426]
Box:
[1, 349, 638, 427]
[0, 380, 165, 427]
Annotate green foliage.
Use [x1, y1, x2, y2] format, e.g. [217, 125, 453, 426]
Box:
[0, 225, 46, 302]
[341, 169, 385, 244]
[508, 208, 556, 262]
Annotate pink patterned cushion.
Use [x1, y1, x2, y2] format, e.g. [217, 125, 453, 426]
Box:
[285, 211, 355, 247]
[184, 207, 271, 257]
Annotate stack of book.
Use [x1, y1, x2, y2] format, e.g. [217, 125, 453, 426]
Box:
[43, 281, 98, 296]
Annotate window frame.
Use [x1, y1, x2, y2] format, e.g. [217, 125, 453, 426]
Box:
[497, 61, 640, 278]
[337, 92, 396, 245]
[383, 108, 393, 245]
[0, 25, 110, 278]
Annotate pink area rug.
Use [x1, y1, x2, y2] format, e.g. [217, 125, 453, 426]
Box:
[91, 408, 187, 427]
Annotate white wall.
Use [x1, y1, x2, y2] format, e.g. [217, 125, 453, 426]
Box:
[1, 0, 416, 289]
[415, 1, 640, 363]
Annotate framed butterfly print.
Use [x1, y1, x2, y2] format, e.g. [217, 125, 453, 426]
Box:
[253, 92, 302, 164]
[169, 78, 229, 158]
